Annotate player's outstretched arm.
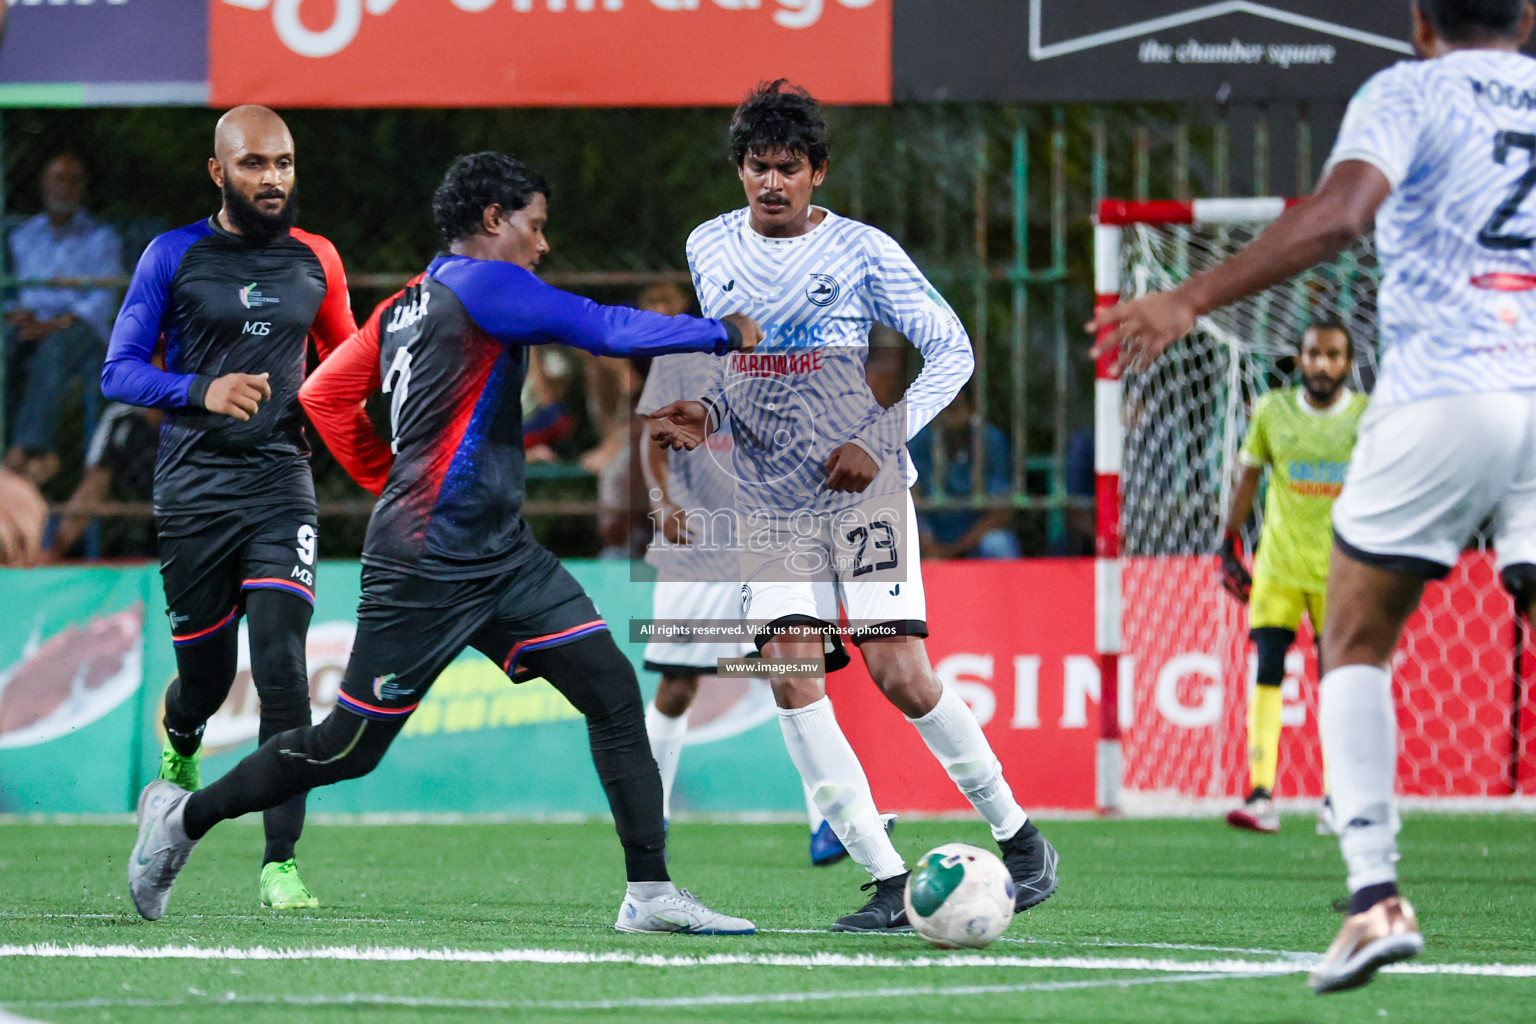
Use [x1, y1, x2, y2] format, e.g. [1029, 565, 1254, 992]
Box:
[439, 259, 759, 357]
[1089, 161, 1392, 372]
[298, 305, 392, 496]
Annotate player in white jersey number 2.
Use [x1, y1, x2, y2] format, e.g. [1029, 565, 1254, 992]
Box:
[652, 80, 1059, 932]
[1092, 0, 1536, 995]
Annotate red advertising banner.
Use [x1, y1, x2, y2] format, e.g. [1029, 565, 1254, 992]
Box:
[833, 556, 1533, 815]
[210, 0, 891, 109]
[832, 559, 1103, 813]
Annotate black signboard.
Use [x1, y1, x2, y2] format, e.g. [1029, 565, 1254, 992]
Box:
[894, 1, 1420, 103]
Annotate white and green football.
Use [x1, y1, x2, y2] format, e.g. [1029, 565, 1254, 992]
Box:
[903, 842, 1015, 950]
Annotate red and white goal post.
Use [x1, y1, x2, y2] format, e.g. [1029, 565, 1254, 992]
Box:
[1092, 198, 1536, 815]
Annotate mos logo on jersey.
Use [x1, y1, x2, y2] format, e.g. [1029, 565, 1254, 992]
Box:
[239, 282, 281, 309]
[805, 274, 840, 307]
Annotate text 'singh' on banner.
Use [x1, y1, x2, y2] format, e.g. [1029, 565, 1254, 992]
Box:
[210, 0, 892, 109]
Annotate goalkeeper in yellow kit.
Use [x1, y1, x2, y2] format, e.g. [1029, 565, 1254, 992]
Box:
[1221, 322, 1366, 834]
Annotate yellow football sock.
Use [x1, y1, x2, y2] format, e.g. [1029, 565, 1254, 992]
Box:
[1248, 684, 1284, 794]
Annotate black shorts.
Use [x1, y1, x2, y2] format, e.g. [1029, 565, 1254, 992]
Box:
[335, 546, 606, 722]
[157, 504, 319, 647]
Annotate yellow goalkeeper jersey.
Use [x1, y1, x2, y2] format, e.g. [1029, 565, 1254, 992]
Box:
[1238, 387, 1368, 591]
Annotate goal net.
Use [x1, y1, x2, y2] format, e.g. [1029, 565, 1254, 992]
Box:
[1093, 198, 1533, 812]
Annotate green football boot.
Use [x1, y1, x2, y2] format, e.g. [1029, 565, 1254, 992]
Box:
[158, 738, 201, 791]
[260, 858, 320, 910]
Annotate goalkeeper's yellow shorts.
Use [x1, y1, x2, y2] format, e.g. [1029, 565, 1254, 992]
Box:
[1249, 571, 1326, 633]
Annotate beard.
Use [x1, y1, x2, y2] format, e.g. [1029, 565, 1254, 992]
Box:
[221, 178, 299, 243]
[1303, 373, 1345, 405]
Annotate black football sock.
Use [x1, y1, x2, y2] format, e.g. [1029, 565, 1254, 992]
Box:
[246, 590, 315, 865]
[522, 634, 670, 883]
[184, 708, 399, 841]
[163, 625, 241, 754]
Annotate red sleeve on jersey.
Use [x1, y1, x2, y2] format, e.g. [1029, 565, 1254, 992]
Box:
[299, 294, 393, 496]
[292, 228, 357, 362]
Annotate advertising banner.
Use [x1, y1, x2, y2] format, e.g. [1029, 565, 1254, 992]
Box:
[0, 567, 150, 813]
[893, 1, 1419, 104]
[0, 0, 208, 106]
[209, 0, 891, 109]
[834, 559, 1105, 813]
[2, 557, 1528, 816]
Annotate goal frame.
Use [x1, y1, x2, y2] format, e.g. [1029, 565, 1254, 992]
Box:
[1091, 198, 1303, 815]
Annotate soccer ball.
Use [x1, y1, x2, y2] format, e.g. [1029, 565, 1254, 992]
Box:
[903, 843, 1015, 950]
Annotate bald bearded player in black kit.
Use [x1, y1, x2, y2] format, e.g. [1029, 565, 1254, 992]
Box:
[102, 105, 356, 910]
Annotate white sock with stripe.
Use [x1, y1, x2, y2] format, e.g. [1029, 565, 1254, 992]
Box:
[908, 684, 1028, 841]
[777, 697, 905, 880]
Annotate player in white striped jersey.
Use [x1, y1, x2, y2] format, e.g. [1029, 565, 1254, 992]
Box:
[1091, 0, 1536, 994]
[652, 80, 1058, 932]
[638, 342, 861, 866]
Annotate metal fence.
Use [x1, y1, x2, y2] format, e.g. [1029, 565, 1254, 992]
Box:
[0, 100, 1344, 560]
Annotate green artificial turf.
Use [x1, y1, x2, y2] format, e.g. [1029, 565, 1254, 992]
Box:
[1, 814, 1532, 1023]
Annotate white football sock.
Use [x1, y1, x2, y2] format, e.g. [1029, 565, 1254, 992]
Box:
[777, 697, 905, 880]
[644, 703, 689, 821]
[908, 684, 1028, 841]
[1319, 664, 1401, 893]
[803, 779, 827, 832]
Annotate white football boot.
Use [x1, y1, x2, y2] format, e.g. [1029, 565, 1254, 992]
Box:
[614, 885, 755, 935]
[128, 780, 197, 921]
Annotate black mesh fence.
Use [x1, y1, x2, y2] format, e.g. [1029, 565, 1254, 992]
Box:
[1, 101, 1335, 560]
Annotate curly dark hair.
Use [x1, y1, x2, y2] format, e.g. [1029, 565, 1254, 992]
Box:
[431, 152, 551, 244]
[1416, 0, 1528, 42]
[729, 79, 830, 170]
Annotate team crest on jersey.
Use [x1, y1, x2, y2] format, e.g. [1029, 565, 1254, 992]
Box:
[238, 282, 280, 309]
[373, 673, 407, 702]
[805, 274, 840, 307]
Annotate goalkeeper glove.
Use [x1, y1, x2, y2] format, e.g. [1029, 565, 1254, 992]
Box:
[1219, 530, 1252, 603]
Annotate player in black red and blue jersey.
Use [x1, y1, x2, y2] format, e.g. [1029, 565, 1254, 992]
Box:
[126, 152, 763, 934]
[102, 106, 355, 910]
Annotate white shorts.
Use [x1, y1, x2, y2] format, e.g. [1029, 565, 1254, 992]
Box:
[740, 489, 928, 656]
[1332, 390, 1536, 577]
[642, 579, 755, 674]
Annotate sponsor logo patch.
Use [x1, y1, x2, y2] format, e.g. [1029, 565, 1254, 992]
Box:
[239, 282, 281, 309]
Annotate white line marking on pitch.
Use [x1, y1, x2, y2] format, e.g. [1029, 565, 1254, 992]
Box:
[763, 927, 1314, 958]
[0, 943, 1300, 973]
[2, 943, 1533, 978]
[6, 973, 1238, 1012]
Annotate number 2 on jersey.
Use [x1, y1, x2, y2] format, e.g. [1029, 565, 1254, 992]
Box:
[1478, 131, 1536, 251]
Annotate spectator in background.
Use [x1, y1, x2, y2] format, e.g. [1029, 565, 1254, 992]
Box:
[521, 346, 578, 462]
[1059, 425, 1096, 556]
[4, 153, 124, 483]
[585, 281, 684, 559]
[909, 386, 1020, 559]
[48, 401, 160, 561]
